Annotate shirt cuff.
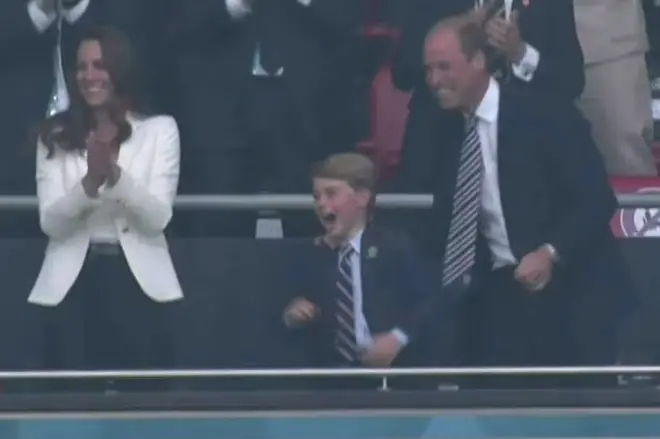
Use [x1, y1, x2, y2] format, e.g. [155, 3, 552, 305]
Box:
[225, 0, 251, 19]
[61, 0, 90, 24]
[27, 0, 56, 33]
[391, 328, 409, 347]
[297, 0, 313, 5]
[511, 43, 540, 82]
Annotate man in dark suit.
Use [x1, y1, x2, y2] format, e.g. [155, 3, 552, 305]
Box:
[283, 153, 451, 382]
[391, 0, 584, 201]
[423, 16, 634, 388]
[166, 0, 362, 236]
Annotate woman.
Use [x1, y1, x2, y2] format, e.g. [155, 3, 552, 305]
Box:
[29, 26, 183, 383]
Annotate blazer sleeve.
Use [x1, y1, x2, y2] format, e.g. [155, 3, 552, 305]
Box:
[102, 116, 180, 236]
[527, 0, 585, 100]
[391, 232, 449, 341]
[36, 141, 99, 240]
[542, 99, 617, 267]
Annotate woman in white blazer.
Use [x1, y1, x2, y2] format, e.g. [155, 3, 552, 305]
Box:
[30, 26, 184, 383]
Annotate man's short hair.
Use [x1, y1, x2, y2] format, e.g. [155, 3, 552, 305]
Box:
[426, 14, 489, 60]
[312, 153, 377, 193]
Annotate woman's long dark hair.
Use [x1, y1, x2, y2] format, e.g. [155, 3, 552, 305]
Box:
[37, 26, 149, 158]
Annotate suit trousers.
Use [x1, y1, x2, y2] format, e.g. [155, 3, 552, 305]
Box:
[578, 52, 657, 176]
[33, 243, 181, 391]
[461, 266, 577, 389]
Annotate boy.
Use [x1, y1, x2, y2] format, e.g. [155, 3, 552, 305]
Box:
[283, 153, 445, 368]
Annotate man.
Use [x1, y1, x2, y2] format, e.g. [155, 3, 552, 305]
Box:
[391, 0, 584, 197]
[423, 16, 635, 387]
[166, 0, 361, 236]
[575, 0, 656, 176]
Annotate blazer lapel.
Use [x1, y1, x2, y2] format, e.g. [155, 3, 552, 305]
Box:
[116, 115, 141, 171]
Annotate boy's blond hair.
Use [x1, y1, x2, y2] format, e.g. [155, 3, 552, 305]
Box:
[312, 153, 377, 192]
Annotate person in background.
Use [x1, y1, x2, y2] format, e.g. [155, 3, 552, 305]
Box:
[423, 15, 635, 388]
[575, 0, 657, 176]
[0, 0, 88, 199]
[29, 27, 183, 389]
[0, 0, 168, 199]
[165, 0, 362, 236]
[283, 153, 453, 387]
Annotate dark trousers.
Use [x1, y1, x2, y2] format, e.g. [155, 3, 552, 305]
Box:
[34, 244, 181, 391]
[461, 266, 577, 389]
[174, 76, 321, 238]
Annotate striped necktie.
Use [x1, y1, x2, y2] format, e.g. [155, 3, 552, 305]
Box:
[335, 244, 358, 362]
[442, 117, 484, 287]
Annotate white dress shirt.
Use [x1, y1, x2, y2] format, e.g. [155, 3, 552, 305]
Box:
[28, 0, 91, 115]
[473, 78, 518, 268]
[474, 0, 540, 82]
[343, 229, 409, 350]
[86, 183, 122, 243]
[224, 0, 312, 77]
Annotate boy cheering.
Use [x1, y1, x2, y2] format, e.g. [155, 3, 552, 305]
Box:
[284, 153, 445, 369]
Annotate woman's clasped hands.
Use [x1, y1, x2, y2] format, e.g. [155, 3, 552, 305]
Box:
[82, 123, 121, 197]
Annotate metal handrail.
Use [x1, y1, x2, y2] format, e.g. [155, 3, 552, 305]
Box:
[0, 192, 657, 209]
[0, 366, 657, 380]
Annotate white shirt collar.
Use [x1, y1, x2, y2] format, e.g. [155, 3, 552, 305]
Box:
[474, 77, 500, 124]
[347, 228, 364, 254]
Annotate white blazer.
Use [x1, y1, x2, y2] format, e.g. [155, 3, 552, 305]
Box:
[29, 114, 184, 306]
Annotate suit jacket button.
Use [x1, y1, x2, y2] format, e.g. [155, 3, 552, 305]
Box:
[462, 274, 471, 286]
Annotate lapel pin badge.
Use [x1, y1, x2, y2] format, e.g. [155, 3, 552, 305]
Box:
[522, 0, 530, 7]
[367, 246, 378, 259]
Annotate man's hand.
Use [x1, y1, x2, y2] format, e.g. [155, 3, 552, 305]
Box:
[283, 297, 318, 327]
[485, 11, 526, 64]
[514, 245, 554, 292]
[361, 332, 403, 367]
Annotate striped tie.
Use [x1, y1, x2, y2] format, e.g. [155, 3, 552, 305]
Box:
[335, 244, 358, 362]
[442, 117, 484, 287]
